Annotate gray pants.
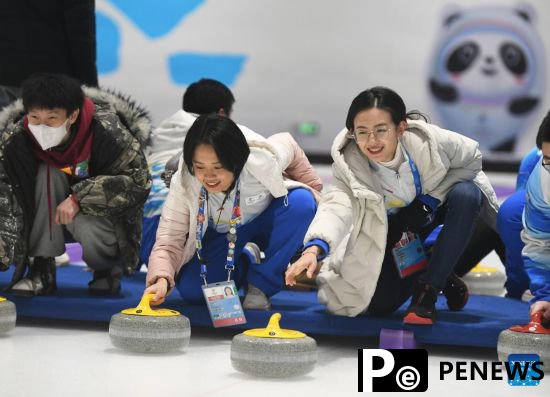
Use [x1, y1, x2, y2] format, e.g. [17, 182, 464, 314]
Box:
[29, 163, 122, 275]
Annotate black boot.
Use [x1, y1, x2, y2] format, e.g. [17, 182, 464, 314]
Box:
[403, 281, 438, 325]
[11, 256, 57, 297]
[442, 273, 469, 311]
[88, 269, 121, 296]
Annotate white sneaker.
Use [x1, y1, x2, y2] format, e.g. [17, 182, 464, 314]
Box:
[243, 284, 271, 310]
[55, 252, 70, 267]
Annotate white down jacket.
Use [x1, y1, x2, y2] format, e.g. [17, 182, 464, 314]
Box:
[306, 119, 499, 317]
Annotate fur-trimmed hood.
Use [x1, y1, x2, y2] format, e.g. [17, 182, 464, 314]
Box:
[0, 85, 152, 147]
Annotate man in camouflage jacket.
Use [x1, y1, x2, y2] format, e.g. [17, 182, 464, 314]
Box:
[0, 73, 151, 295]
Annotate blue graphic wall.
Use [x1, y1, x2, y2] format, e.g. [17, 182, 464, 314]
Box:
[97, 0, 246, 87]
[95, 0, 550, 161]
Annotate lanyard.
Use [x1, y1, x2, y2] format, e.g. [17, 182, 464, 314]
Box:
[195, 180, 241, 285]
[404, 148, 422, 197]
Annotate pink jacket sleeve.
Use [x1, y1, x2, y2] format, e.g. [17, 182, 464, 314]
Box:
[268, 132, 323, 195]
[146, 165, 191, 290]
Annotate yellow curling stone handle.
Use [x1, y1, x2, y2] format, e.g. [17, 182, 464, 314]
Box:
[470, 264, 498, 273]
[244, 313, 306, 339]
[121, 293, 181, 317]
[0, 296, 6, 302]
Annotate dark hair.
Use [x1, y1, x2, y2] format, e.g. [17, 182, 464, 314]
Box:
[183, 79, 235, 116]
[183, 114, 249, 179]
[345, 86, 427, 130]
[22, 73, 84, 115]
[536, 109, 550, 149]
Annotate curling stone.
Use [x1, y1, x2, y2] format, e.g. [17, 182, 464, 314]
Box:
[463, 264, 506, 296]
[0, 296, 16, 333]
[231, 313, 317, 378]
[109, 293, 190, 353]
[497, 311, 550, 371]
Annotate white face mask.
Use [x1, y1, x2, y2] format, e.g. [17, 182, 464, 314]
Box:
[28, 120, 69, 150]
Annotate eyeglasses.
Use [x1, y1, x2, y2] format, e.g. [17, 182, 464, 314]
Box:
[542, 157, 550, 171]
[352, 126, 392, 142]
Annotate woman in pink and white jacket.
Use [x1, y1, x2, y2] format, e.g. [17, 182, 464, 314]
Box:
[145, 114, 321, 310]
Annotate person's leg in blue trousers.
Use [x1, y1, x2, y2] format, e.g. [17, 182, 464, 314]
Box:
[176, 188, 316, 304]
[176, 227, 249, 304]
[420, 180, 483, 290]
[497, 190, 530, 298]
[368, 181, 482, 314]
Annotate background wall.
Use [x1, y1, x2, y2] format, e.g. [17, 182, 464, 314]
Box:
[96, 0, 550, 162]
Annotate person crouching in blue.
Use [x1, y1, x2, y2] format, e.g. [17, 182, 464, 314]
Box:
[519, 110, 550, 324]
[144, 114, 320, 310]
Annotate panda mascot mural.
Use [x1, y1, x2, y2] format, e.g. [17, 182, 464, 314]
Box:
[428, 4, 545, 153]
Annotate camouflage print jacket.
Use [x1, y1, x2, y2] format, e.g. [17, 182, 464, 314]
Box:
[0, 86, 152, 276]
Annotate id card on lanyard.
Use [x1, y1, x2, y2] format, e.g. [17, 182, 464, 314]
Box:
[392, 232, 428, 278]
[196, 180, 247, 327]
[202, 280, 246, 328]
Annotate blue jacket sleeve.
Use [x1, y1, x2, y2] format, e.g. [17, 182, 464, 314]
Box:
[516, 147, 541, 191]
[303, 239, 329, 261]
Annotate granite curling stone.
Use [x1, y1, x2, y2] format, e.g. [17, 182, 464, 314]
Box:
[109, 293, 191, 353]
[0, 296, 16, 333]
[497, 311, 550, 372]
[231, 313, 317, 378]
[463, 264, 506, 296]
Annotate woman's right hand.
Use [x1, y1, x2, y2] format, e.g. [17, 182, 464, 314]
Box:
[530, 300, 550, 322]
[285, 248, 319, 286]
[144, 278, 169, 306]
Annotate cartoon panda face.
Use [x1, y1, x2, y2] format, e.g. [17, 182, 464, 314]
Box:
[428, 5, 545, 152]
[440, 31, 532, 99]
[448, 39, 527, 76]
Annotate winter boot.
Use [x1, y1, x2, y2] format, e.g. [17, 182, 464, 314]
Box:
[442, 273, 469, 311]
[403, 281, 438, 325]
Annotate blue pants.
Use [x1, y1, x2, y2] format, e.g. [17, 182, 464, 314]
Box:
[497, 190, 530, 298]
[176, 188, 316, 304]
[420, 180, 483, 289]
[369, 180, 482, 314]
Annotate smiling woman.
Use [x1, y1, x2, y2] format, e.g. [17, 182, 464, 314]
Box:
[183, 115, 249, 194]
[286, 86, 502, 325]
[145, 114, 322, 317]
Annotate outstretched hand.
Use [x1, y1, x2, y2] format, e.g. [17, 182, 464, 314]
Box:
[285, 250, 318, 286]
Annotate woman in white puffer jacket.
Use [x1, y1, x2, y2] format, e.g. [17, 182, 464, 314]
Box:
[286, 87, 499, 324]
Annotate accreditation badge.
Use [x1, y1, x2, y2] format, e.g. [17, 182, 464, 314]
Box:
[202, 280, 247, 328]
[392, 232, 428, 278]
